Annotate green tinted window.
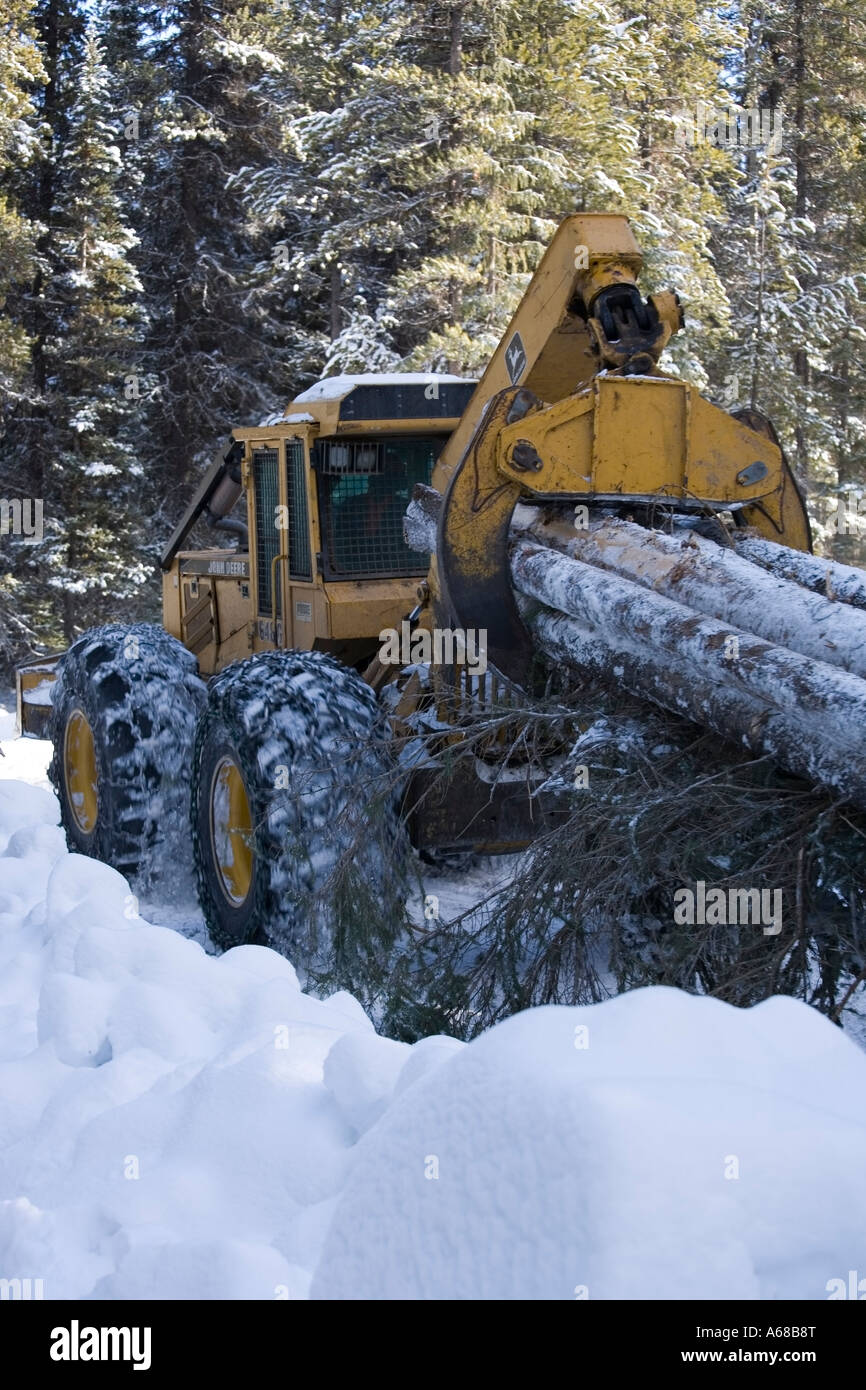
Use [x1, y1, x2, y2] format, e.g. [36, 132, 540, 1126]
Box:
[318, 437, 440, 578]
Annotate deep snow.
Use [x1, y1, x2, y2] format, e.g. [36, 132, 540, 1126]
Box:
[1, 699, 865, 1300]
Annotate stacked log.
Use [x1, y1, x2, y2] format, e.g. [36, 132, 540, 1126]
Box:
[520, 513, 866, 678]
[403, 491, 866, 806]
[730, 533, 866, 613]
[510, 537, 866, 807]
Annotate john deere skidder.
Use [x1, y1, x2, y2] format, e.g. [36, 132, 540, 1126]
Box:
[21, 213, 837, 966]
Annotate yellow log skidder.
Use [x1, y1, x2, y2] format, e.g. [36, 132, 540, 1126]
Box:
[20, 213, 836, 961]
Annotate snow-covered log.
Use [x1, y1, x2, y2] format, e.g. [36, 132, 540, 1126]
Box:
[731, 534, 866, 612]
[511, 538, 866, 806]
[404, 489, 866, 804]
[520, 514, 866, 680]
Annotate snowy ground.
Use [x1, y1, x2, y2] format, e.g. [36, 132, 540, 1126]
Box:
[1, 695, 866, 1300]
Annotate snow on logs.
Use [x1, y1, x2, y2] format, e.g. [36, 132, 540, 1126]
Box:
[404, 488, 866, 806]
[730, 533, 866, 613]
[522, 514, 866, 680]
[510, 538, 866, 807]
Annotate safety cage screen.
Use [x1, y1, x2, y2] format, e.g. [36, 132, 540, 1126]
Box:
[315, 436, 441, 579]
[252, 448, 281, 615]
[285, 438, 312, 581]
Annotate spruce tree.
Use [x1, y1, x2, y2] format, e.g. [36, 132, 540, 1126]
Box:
[28, 21, 147, 641]
[238, 0, 542, 382]
[714, 0, 866, 559]
[0, 0, 45, 413]
[0, 0, 84, 662]
[140, 0, 276, 520]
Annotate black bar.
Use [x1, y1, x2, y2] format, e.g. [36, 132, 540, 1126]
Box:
[5, 1298, 860, 1374]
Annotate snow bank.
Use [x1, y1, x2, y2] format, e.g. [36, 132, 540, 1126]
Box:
[314, 992, 866, 1300]
[0, 702, 51, 789]
[1, 759, 865, 1300]
[0, 775, 404, 1298]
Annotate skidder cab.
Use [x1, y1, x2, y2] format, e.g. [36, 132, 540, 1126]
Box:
[159, 373, 478, 675]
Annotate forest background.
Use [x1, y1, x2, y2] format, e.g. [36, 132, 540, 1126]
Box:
[0, 0, 864, 671]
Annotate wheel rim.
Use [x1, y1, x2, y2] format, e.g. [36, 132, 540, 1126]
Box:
[64, 709, 98, 834]
[209, 755, 254, 905]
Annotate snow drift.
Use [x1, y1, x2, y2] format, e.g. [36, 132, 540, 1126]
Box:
[0, 766, 865, 1300]
[314, 991, 866, 1299]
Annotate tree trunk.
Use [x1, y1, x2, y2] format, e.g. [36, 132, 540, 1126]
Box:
[449, 5, 462, 77]
[329, 260, 342, 341]
[510, 537, 866, 808]
[522, 513, 866, 678]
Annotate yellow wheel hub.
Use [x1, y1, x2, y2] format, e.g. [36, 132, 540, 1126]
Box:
[64, 709, 99, 834]
[210, 755, 253, 905]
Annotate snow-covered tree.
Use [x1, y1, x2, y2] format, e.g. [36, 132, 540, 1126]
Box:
[0, 0, 45, 413]
[139, 0, 277, 511]
[27, 22, 148, 641]
[235, 1, 541, 381]
[708, 0, 866, 560]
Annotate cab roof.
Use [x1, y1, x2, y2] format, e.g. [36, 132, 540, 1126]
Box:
[257, 373, 479, 431]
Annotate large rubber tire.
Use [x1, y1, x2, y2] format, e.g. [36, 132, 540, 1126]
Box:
[191, 649, 406, 977]
[49, 624, 207, 882]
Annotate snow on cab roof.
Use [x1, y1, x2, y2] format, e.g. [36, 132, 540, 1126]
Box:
[292, 372, 477, 403]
